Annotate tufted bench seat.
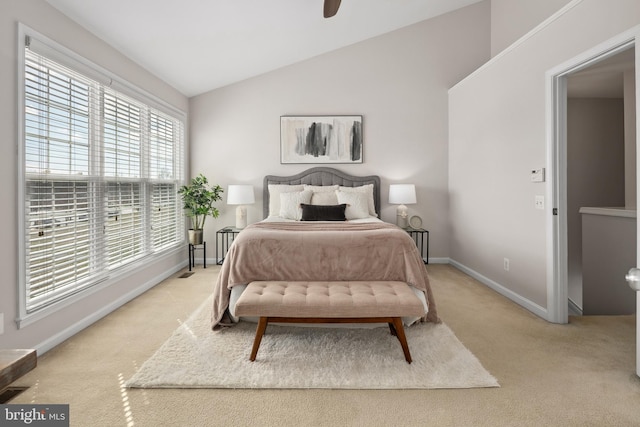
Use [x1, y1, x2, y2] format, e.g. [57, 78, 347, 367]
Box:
[234, 281, 425, 363]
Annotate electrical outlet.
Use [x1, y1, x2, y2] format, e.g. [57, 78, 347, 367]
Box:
[535, 195, 545, 210]
[504, 258, 510, 271]
[0, 313, 4, 335]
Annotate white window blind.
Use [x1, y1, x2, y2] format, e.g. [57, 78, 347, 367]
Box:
[105, 182, 144, 267]
[151, 183, 180, 250]
[21, 31, 185, 316]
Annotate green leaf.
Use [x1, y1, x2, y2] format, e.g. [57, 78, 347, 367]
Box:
[177, 173, 223, 230]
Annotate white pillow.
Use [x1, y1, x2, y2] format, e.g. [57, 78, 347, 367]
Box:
[268, 184, 304, 217]
[304, 185, 340, 205]
[311, 192, 339, 205]
[336, 190, 370, 220]
[279, 190, 312, 220]
[338, 184, 376, 217]
[304, 185, 338, 192]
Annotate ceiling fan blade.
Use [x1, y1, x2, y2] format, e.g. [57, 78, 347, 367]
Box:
[324, 0, 342, 18]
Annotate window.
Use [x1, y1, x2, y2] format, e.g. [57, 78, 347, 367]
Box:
[19, 28, 185, 320]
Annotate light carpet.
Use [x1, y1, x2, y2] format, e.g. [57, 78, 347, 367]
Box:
[126, 298, 499, 389]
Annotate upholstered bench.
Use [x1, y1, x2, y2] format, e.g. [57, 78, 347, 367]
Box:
[234, 281, 425, 363]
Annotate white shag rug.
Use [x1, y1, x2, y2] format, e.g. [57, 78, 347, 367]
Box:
[126, 298, 499, 389]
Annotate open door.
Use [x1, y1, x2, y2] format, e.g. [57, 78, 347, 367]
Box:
[629, 37, 640, 378]
[547, 26, 640, 377]
[624, 268, 640, 376]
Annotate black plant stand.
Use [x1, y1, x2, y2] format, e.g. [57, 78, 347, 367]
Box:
[188, 241, 206, 271]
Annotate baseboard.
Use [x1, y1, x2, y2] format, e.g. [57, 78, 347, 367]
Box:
[427, 257, 449, 265]
[34, 260, 188, 355]
[568, 298, 583, 316]
[448, 259, 548, 320]
[186, 257, 221, 267]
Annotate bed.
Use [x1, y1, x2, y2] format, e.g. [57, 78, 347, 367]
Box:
[211, 167, 438, 329]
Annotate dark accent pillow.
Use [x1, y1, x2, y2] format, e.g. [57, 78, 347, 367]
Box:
[300, 203, 347, 221]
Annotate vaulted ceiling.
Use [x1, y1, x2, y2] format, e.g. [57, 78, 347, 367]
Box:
[45, 0, 483, 97]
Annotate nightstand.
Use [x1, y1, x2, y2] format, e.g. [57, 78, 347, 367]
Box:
[216, 226, 241, 265]
[405, 227, 429, 264]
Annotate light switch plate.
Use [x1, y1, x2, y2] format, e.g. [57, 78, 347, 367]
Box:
[0, 313, 4, 335]
[531, 168, 545, 183]
[535, 195, 545, 210]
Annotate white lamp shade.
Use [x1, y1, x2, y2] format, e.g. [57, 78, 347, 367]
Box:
[227, 185, 255, 205]
[388, 184, 416, 205]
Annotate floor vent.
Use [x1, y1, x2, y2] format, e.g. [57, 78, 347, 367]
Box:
[179, 272, 194, 279]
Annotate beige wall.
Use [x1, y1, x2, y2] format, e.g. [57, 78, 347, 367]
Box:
[449, 0, 640, 312]
[491, 0, 574, 56]
[189, 1, 491, 258]
[0, 0, 188, 351]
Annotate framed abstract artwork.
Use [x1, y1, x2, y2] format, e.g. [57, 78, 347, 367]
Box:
[280, 115, 363, 164]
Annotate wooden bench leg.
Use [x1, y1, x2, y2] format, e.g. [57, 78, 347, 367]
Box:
[248, 316, 413, 363]
[249, 317, 269, 361]
[388, 322, 397, 336]
[391, 317, 412, 364]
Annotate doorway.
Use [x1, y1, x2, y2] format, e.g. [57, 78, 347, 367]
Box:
[566, 47, 636, 316]
[547, 28, 639, 324]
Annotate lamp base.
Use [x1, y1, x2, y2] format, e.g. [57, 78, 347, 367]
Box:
[396, 204, 408, 228]
[235, 205, 247, 229]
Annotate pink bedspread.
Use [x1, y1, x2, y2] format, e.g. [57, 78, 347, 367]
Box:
[211, 221, 438, 328]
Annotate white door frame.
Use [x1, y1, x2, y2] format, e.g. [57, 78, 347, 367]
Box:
[546, 26, 639, 325]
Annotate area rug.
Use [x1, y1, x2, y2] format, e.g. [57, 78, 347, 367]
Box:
[126, 298, 499, 389]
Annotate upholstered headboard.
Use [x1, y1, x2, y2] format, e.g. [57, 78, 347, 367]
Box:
[263, 167, 381, 218]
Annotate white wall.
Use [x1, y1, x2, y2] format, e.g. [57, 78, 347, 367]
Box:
[490, 0, 573, 56]
[449, 0, 640, 312]
[189, 1, 491, 259]
[0, 0, 188, 351]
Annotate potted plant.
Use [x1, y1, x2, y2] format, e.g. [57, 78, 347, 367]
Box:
[178, 174, 223, 245]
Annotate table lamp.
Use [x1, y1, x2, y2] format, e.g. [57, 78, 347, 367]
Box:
[389, 184, 416, 228]
[227, 184, 255, 229]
